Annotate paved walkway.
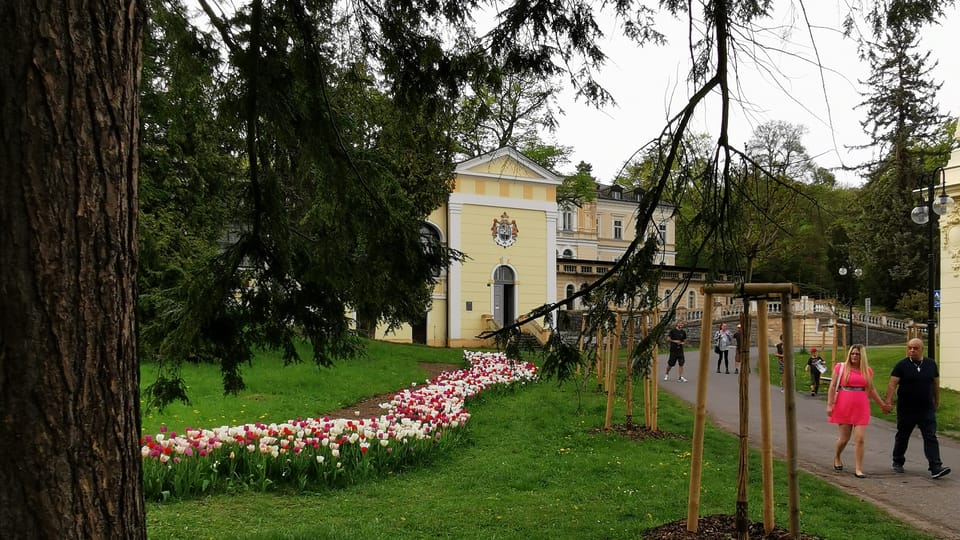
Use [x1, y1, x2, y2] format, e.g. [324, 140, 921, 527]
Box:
[657, 348, 960, 539]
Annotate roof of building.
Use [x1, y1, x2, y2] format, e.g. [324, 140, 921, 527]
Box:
[594, 182, 676, 209]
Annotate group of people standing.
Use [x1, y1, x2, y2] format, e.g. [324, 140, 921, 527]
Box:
[662, 318, 951, 481]
[663, 320, 743, 381]
[713, 322, 741, 374]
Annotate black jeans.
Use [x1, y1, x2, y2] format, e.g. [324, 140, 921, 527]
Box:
[810, 371, 821, 394]
[892, 408, 942, 472]
[716, 350, 729, 371]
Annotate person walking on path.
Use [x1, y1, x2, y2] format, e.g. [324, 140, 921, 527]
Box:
[664, 319, 688, 382]
[714, 323, 733, 374]
[657, 345, 960, 538]
[827, 344, 890, 478]
[805, 347, 826, 396]
[885, 338, 952, 479]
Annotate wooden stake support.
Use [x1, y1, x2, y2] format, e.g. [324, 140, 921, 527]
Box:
[625, 317, 635, 426]
[587, 309, 662, 433]
[757, 301, 774, 534]
[686, 283, 801, 539]
[647, 311, 660, 432]
[603, 313, 621, 429]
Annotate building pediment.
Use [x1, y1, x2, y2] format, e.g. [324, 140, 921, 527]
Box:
[456, 147, 562, 186]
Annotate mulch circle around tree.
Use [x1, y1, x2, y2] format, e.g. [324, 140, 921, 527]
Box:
[591, 426, 821, 538]
[641, 514, 822, 539]
[590, 422, 684, 441]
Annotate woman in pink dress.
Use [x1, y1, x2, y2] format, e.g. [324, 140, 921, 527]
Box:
[826, 344, 890, 478]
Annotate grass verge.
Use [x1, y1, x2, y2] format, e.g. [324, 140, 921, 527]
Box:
[140, 340, 465, 437]
[144, 342, 935, 539]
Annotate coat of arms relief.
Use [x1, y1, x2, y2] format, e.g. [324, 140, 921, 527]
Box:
[491, 212, 519, 248]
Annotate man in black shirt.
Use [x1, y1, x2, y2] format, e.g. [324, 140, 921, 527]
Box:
[664, 319, 688, 382]
[884, 338, 951, 478]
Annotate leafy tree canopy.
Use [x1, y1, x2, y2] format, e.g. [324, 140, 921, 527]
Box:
[140, 0, 959, 401]
[141, 0, 495, 406]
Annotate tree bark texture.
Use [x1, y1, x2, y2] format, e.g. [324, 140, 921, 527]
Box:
[0, 2, 145, 538]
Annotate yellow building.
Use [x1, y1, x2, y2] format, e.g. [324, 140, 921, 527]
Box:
[380, 147, 561, 347]
[377, 146, 728, 347]
[556, 183, 682, 310]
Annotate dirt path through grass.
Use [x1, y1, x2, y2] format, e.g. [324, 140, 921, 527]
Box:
[318, 362, 461, 420]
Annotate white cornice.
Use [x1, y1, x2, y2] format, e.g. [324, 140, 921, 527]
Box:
[450, 192, 557, 212]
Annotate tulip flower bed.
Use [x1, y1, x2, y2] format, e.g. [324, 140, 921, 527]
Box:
[141, 351, 537, 501]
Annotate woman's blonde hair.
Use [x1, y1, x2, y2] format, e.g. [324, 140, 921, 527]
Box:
[842, 344, 871, 386]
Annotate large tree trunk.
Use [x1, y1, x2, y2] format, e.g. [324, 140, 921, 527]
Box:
[0, 2, 146, 538]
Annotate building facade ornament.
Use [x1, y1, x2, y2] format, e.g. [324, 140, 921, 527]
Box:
[942, 204, 960, 278]
[492, 212, 519, 248]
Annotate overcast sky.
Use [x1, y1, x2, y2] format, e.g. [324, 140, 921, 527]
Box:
[546, 4, 960, 186]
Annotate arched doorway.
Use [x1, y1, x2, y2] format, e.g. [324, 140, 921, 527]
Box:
[493, 266, 516, 327]
[411, 316, 427, 344]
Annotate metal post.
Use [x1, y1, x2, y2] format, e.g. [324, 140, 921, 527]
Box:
[848, 302, 853, 348]
[927, 176, 937, 362]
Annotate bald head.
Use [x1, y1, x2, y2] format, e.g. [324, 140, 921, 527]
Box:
[907, 338, 924, 361]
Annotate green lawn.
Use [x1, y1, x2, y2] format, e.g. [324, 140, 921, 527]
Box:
[140, 340, 466, 437]
[143, 340, 938, 539]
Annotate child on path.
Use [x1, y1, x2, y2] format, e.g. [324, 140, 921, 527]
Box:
[806, 347, 826, 396]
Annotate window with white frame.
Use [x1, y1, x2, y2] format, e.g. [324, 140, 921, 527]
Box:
[613, 219, 623, 240]
[562, 208, 574, 231]
[687, 290, 696, 309]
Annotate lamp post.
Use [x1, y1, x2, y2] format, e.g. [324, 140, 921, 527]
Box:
[838, 265, 862, 348]
[910, 168, 954, 362]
